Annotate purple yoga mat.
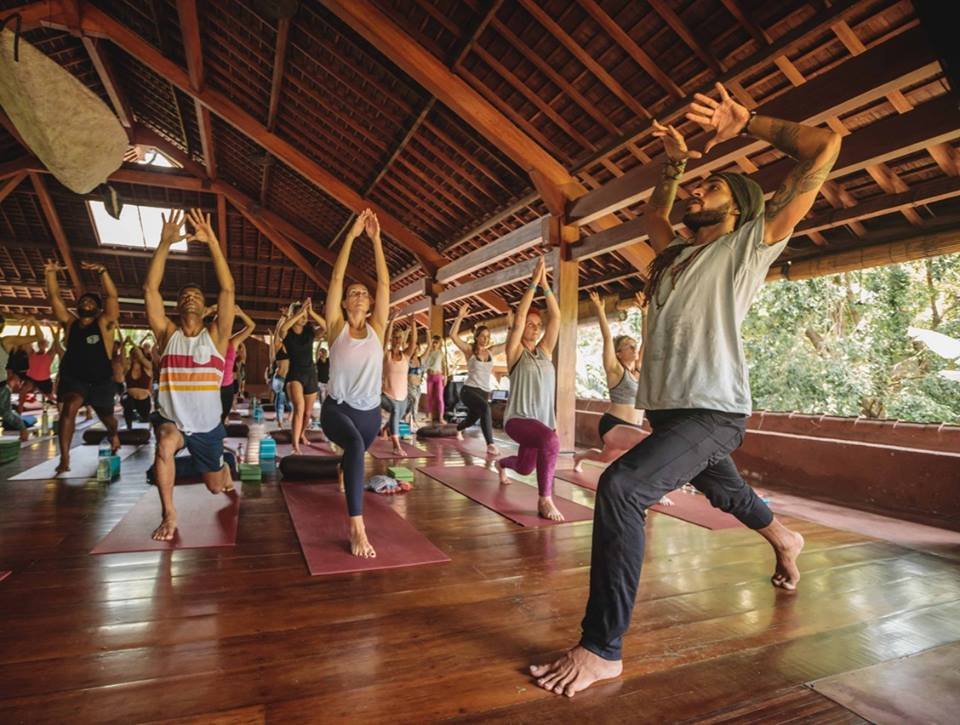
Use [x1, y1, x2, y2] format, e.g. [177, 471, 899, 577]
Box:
[91, 485, 241, 554]
[281, 483, 450, 575]
[417, 464, 594, 527]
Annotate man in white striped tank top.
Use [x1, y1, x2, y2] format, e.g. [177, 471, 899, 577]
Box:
[144, 209, 237, 542]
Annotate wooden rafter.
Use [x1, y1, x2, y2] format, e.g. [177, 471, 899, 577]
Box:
[216, 194, 228, 256]
[0, 173, 27, 204]
[451, 0, 504, 69]
[647, 0, 723, 75]
[235, 207, 326, 289]
[175, 0, 216, 180]
[81, 37, 133, 129]
[260, 17, 291, 207]
[28, 173, 83, 293]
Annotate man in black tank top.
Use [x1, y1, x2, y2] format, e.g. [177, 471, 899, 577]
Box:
[45, 259, 122, 474]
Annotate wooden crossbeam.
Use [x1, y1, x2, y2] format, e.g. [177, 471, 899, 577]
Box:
[81, 37, 133, 129]
[235, 207, 326, 289]
[28, 173, 83, 293]
[568, 27, 939, 225]
[390, 278, 429, 307]
[0, 173, 27, 204]
[647, 0, 722, 75]
[436, 219, 543, 284]
[436, 250, 559, 306]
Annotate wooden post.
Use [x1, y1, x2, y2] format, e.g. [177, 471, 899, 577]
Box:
[545, 215, 580, 452]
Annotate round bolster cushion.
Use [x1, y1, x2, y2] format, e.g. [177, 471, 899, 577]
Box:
[269, 428, 327, 443]
[83, 427, 151, 445]
[225, 422, 250, 438]
[279, 454, 341, 481]
[416, 424, 460, 439]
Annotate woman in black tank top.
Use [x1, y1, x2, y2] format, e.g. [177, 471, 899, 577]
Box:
[277, 299, 326, 454]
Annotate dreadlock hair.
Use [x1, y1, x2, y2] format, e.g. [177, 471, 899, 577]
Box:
[641, 244, 689, 307]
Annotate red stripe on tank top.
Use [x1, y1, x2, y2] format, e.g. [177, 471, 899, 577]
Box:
[160, 354, 225, 371]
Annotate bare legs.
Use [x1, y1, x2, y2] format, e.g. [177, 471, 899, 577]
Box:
[55, 394, 83, 473]
[286, 381, 306, 455]
[152, 423, 182, 541]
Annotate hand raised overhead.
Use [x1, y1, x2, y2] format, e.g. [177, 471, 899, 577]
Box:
[185, 208, 217, 246]
[684, 82, 751, 154]
[651, 119, 701, 162]
[160, 210, 186, 246]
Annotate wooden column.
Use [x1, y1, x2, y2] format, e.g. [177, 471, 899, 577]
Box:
[546, 216, 580, 452]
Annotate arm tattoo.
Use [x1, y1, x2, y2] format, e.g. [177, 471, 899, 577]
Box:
[770, 119, 801, 159]
[764, 145, 839, 222]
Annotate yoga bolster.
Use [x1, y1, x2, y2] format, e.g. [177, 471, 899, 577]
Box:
[225, 422, 249, 437]
[147, 450, 238, 485]
[83, 428, 151, 445]
[416, 423, 459, 439]
[261, 402, 276, 412]
[269, 428, 327, 443]
[279, 454, 341, 481]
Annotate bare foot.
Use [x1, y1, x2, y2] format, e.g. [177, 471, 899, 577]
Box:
[337, 465, 345, 493]
[349, 518, 376, 558]
[456, 430, 464, 440]
[152, 514, 177, 541]
[497, 461, 510, 485]
[539, 496, 564, 522]
[658, 495, 674, 506]
[292, 444, 302, 456]
[530, 646, 622, 698]
[392, 445, 404, 456]
[55, 457, 70, 475]
[771, 530, 805, 591]
[573, 456, 584, 473]
[485, 443, 499, 456]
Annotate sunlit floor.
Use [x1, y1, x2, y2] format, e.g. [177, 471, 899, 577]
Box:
[0, 427, 958, 723]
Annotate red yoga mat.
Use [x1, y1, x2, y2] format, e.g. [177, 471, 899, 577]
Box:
[281, 483, 450, 575]
[554, 465, 602, 491]
[367, 438, 435, 460]
[423, 436, 496, 458]
[0, 571, 10, 583]
[417, 465, 594, 527]
[90, 485, 242, 554]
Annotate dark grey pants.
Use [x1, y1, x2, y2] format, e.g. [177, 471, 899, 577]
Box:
[580, 409, 773, 661]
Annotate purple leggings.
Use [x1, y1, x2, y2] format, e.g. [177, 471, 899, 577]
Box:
[500, 417, 559, 497]
[426, 373, 445, 421]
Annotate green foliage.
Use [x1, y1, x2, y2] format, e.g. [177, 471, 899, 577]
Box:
[576, 254, 960, 424]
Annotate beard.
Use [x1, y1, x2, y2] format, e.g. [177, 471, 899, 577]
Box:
[682, 202, 732, 231]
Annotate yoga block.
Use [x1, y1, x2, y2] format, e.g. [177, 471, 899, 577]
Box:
[0, 439, 20, 464]
[83, 428, 151, 445]
[416, 424, 459, 439]
[279, 454, 341, 481]
[387, 466, 414, 481]
[259, 437, 277, 459]
[239, 463, 262, 481]
[109, 454, 121, 480]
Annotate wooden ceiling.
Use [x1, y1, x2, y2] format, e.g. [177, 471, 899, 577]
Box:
[0, 0, 958, 328]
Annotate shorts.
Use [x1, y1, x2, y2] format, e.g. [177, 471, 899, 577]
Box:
[26, 377, 53, 396]
[286, 366, 318, 395]
[156, 416, 226, 474]
[58, 373, 117, 414]
[271, 375, 286, 395]
[598, 412, 640, 439]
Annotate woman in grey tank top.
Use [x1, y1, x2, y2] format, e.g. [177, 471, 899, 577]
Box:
[573, 293, 674, 504]
[497, 258, 565, 521]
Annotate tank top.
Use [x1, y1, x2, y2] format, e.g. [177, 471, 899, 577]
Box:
[157, 328, 225, 433]
[61, 319, 112, 382]
[383, 352, 409, 401]
[424, 349, 443, 373]
[284, 324, 315, 374]
[27, 351, 53, 381]
[221, 343, 237, 387]
[329, 323, 383, 411]
[125, 357, 152, 390]
[609, 368, 639, 405]
[464, 353, 494, 392]
[316, 357, 330, 384]
[505, 347, 556, 429]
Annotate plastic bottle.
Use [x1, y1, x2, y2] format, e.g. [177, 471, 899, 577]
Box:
[253, 398, 263, 424]
[40, 405, 50, 437]
[97, 438, 111, 482]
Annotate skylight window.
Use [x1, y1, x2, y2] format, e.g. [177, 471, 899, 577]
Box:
[130, 146, 179, 168]
[88, 201, 186, 252]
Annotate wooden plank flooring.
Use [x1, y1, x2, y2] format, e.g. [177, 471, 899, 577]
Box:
[0, 431, 958, 723]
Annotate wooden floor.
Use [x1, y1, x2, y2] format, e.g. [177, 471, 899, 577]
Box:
[0, 429, 958, 723]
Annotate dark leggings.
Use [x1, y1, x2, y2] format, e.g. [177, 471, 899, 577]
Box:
[580, 409, 773, 662]
[219, 385, 234, 424]
[121, 394, 151, 430]
[320, 398, 380, 517]
[457, 385, 494, 444]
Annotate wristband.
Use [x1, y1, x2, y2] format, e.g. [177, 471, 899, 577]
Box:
[663, 158, 687, 181]
[543, 286, 554, 296]
[740, 110, 758, 137]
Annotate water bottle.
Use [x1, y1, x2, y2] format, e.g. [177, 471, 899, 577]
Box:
[97, 438, 111, 482]
[40, 405, 50, 436]
[253, 398, 263, 424]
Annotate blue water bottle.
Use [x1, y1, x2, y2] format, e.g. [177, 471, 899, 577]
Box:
[97, 438, 111, 482]
[253, 399, 263, 424]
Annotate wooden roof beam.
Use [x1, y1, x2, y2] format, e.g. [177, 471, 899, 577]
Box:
[0, 173, 27, 204]
[436, 219, 543, 285]
[647, 0, 723, 76]
[81, 37, 133, 129]
[28, 173, 84, 293]
[568, 26, 939, 225]
[436, 250, 559, 306]
[234, 207, 328, 290]
[175, 0, 216, 180]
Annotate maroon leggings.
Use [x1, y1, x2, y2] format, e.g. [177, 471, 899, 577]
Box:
[500, 417, 559, 497]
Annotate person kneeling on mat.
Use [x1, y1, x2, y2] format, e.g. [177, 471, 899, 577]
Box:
[322, 209, 391, 558]
[45, 259, 123, 473]
[144, 209, 237, 542]
[497, 257, 564, 522]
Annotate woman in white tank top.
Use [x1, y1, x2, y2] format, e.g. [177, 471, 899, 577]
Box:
[321, 209, 391, 559]
[449, 304, 505, 454]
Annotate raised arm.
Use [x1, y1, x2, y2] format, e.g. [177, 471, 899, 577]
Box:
[1, 315, 43, 351]
[383, 315, 396, 360]
[449, 305, 473, 358]
[43, 260, 73, 326]
[404, 313, 417, 358]
[326, 212, 368, 342]
[82, 261, 120, 325]
[589, 290, 620, 377]
[686, 82, 841, 245]
[186, 208, 235, 352]
[505, 257, 545, 369]
[538, 263, 561, 356]
[365, 212, 391, 341]
[304, 298, 327, 337]
[645, 120, 700, 253]
[231, 306, 257, 346]
[143, 212, 183, 339]
[131, 342, 153, 376]
[277, 304, 307, 340]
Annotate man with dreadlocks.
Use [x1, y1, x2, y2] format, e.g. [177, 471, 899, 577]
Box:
[530, 83, 841, 697]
